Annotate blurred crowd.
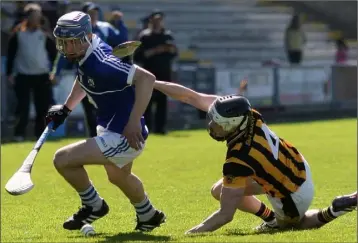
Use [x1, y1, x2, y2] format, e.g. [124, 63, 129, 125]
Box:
[1, 2, 349, 142]
[1, 1, 177, 141]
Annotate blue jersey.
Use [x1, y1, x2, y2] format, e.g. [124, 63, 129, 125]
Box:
[77, 35, 147, 139]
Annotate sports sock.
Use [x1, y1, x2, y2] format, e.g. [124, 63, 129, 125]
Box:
[255, 202, 276, 223]
[79, 185, 103, 211]
[133, 194, 156, 222]
[317, 206, 340, 223]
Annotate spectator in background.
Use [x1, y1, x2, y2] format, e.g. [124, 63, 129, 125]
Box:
[84, 2, 128, 46]
[109, 9, 129, 41]
[49, 2, 129, 137]
[284, 14, 306, 65]
[134, 15, 150, 40]
[7, 3, 57, 141]
[335, 38, 349, 64]
[40, 1, 70, 31]
[134, 9, 178, 134]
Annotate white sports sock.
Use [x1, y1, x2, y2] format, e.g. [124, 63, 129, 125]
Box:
[79, 185, 103, 211]
[133, 195, 156, 222]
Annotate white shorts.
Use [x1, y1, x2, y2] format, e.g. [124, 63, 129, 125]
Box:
[267, 158, 314, 224]
[94, 126, 145, 168]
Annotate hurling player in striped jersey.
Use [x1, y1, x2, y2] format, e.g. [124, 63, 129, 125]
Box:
[153, 80, 357, 234]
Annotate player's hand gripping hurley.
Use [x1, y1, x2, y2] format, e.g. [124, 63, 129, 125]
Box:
[5, 122, 54, 196]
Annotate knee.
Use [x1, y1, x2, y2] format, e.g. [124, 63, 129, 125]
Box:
[53, 149, 69, 170]
[107, 173, 118, 185]
[107, 172, 130, 186]
[211, 182, 222, 201]
[106, 165, 130, 185]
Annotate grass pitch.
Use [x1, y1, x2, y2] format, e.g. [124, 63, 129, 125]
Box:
[1, 118, 357, 242]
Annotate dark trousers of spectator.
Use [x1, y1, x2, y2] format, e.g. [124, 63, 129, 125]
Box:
[144, 90, 167, 134]
[287, 50, 302, 64]
[81, 96, 97, 137]
[14, 74, 53, 139]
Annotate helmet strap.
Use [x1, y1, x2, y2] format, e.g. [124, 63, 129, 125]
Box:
[226, 111, 254, 147]
[226, 129, 246, 147]
[84, 34, 92, 47]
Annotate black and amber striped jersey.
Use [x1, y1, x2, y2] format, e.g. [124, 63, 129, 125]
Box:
[222, 109, 307, 199]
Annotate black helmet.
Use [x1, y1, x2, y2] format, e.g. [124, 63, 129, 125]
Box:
[207, 95, 251, 141]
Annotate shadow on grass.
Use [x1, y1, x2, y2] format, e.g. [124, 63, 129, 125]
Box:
[100, 232, 171, 242]
[167, 133, 192, 138]
[67, 232, 111, 239]
[67, 231, 171, 242]
[225, 227, 315, 236]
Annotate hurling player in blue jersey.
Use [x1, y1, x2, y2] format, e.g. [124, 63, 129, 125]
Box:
[45, 11, 165, 232]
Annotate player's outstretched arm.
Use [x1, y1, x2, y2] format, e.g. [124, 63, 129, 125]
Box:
[64, 77, 86, 110]
[154, 81, 219, 112]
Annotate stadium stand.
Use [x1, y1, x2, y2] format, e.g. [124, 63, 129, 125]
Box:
[110, 0, 357, 68]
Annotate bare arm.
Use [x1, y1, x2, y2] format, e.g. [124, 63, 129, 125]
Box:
[154, 80, 219, 112]
[129, 66, 156, 121]
[64, 77, 86, 110]
[186, 186, 245, 234]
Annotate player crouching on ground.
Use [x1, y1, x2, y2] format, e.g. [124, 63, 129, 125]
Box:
[154, 80, 357, 234]
[45, 11, 166, 232]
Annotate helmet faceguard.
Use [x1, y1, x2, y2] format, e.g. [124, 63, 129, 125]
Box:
[206, 95, 251, 142]
[53, 11, 92, 61]
[54, 33, 90, 60]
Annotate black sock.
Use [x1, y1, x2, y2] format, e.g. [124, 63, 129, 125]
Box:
[317, 207, 337, 224]
[255, 202, 275, 222]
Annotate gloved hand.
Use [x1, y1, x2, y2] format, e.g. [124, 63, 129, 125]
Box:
[45, 105, 71, 130]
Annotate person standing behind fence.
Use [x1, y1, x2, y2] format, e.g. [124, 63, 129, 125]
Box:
[6, 3, 57, 141]
[134, 10, 178, 134]
[284, 14, 306, 65]
[335, 38, 349, 64]
[50, 2, 128, 137]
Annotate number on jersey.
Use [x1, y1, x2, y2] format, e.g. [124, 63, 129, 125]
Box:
[261, 124, 279, 160]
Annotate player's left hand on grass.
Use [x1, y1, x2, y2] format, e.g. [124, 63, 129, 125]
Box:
[123, 119, 144, 150]
[185, 224, 203, 235]
[45, 105, 71, 130]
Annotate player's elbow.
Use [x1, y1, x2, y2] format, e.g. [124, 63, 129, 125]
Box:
[218, 210, 234, 223]
[211, 180, 222, 201]
[144, 72, 156, 84]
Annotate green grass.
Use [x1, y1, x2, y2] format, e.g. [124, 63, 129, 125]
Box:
[1, 118, 357, 242]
